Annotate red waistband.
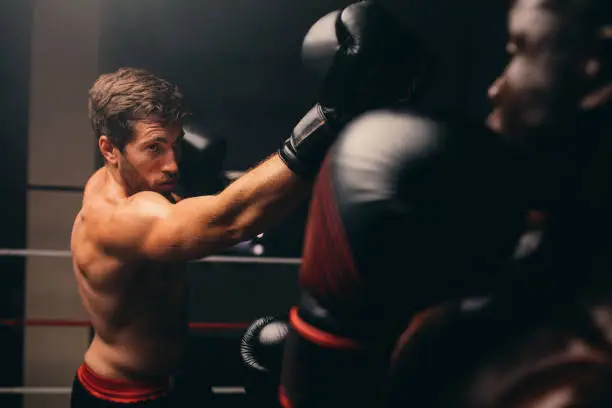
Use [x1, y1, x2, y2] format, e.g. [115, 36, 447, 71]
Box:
[279, 385, 294, 408]
[77, 363, 171, 403]
[290, 307, 364, 350]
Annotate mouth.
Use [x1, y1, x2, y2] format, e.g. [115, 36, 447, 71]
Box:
[157, 181, 177, 192]
[486, 109, 503, 133]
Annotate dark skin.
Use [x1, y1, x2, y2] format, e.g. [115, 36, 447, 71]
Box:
[481, 0, 612, 405]
[488, 0, 612, 149]
[387, 3, 612, 408]
[486, 0, 612, 223]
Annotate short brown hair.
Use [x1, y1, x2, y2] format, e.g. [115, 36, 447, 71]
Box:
[88, 67, 188, 150]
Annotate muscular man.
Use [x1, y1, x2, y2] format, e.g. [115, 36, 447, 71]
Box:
[69, 1, 428, 407]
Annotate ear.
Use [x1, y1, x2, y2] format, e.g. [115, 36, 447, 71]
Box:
[98, 135, 119, 165]
[579, 26, 612, 110]
[598, 25, 612, 74]
[584, 26, 612, 76]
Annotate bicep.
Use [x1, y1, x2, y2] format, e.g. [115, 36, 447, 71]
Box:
[98, 192, 242, 262]
[94, 192, 174, 260]
[147, 194, 243, 260]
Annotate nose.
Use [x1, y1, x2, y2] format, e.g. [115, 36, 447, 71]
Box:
[488, 74, 505, 103]
[162, 149, 179, 175]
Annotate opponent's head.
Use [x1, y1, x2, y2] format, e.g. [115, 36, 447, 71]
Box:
[89, 67, 188, 195]
[488, 0, 612, 149]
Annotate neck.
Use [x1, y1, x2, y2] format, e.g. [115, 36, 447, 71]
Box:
[579, 103, 612, 212]
[527, 103, 612, 212]
[538, 103, 612, 271]
[104, 164, 132, 198]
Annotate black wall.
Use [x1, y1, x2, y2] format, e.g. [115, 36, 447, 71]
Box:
[384, 0, 508, 118]
[0, 0, 32, 406]
[98, 0, 351, 170]
[99, 0, 508, 169]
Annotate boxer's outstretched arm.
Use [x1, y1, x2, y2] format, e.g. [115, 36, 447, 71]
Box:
[93, 0, 418, 263]
[96, 154, 310, 262]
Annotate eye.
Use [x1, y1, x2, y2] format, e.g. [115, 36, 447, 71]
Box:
[506, 42, 518, 56]
[147, 144, 163, 154]
[508, 33, 528, 56]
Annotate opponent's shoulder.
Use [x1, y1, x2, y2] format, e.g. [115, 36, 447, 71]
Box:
[330, 108, 460, 174]
[335, 107, 494, 155]
[328, 106, 526, 205]
[333, 106, 523, 173]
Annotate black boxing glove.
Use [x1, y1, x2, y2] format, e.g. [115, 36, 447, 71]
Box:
[240, 315, 289, 400]
[298, 108, 531, 331]
[303, 0, 433, 114]
[280, 110, 529, 408]
[279, 0, 433, 179]
[178, 120, 228, 197]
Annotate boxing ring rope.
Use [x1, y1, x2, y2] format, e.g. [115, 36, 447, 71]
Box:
[0, 310, 249, 395]
[0, 386, 246, 395]
[0, 312, 251, 396]
[0, 247, 291, 397]
[0, 318, 249, 396]
[0, 249, 255, 330]
[0, 318, 249, 330]
[0, 247, 281, 329]
[0, 249, 302, 265]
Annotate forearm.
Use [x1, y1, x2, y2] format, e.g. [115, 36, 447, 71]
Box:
[162, 154, 310, 260]
[215, 153, 311, 240]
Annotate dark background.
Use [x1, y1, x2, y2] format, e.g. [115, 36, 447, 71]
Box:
[0, 1, 31, 406]
[99, 0, 508, 170]
[0, 0, 508, 406]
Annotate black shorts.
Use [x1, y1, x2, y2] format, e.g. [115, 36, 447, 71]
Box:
[70, 363, 216, 408]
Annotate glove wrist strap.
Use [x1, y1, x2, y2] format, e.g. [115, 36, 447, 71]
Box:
[279, 104, 338, 179]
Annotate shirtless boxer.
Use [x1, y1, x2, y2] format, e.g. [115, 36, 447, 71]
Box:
[68, 1, 427, 406]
